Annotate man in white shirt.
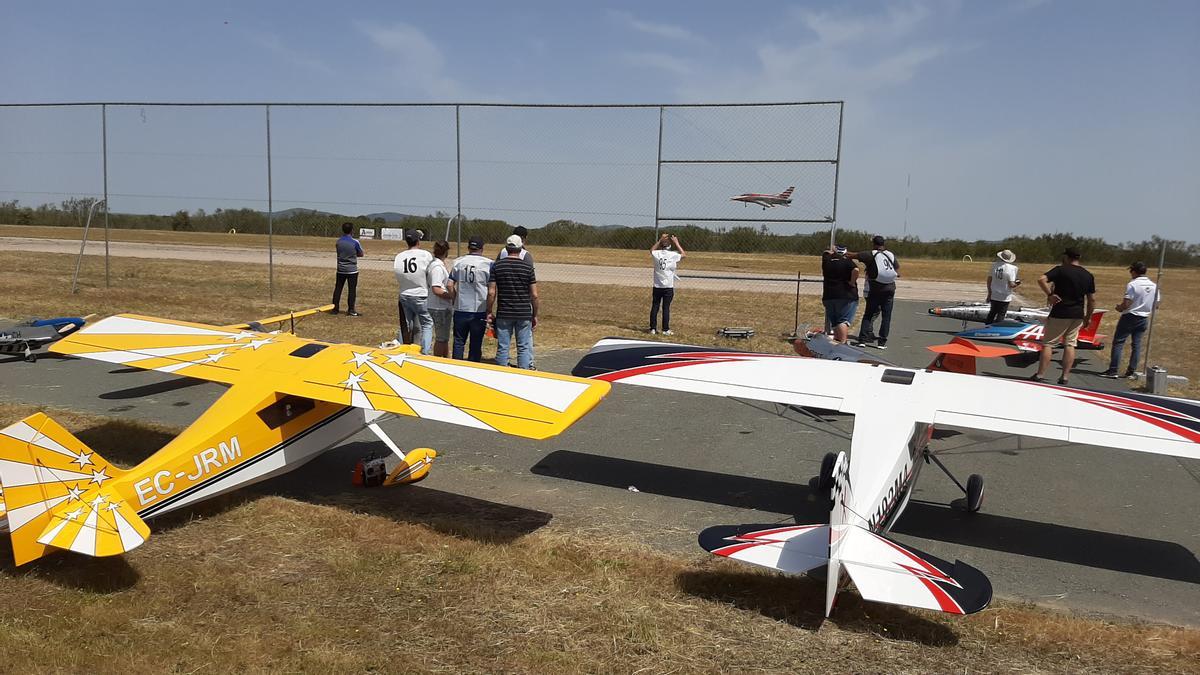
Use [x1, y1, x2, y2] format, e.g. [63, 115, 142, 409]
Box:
[393, 229, 434, 355]
[649, 233, 685, 335]
[985, 249, 1021, 324]
[427, 240, 455, 358]
[449, 235, 492, 362]
[1102, 261, 1160, 378]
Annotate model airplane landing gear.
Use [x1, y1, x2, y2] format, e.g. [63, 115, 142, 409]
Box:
[923, 449, 984, 513]
[353, 448, 438, 488]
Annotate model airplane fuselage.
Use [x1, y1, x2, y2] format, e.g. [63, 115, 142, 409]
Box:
[0, 314, 608, 565]
[955, 310, 1106, 352]
[928, 303, 1049, 324]
[572, 337, 1200, 617]
[0, 317, 88, 362]
[730, 186, 793, 209]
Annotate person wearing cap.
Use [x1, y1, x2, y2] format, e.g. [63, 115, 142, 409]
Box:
[1101, 261, 1160, 379]
[393, 229, 434, 354]
[427, 240, 455, 358]
[821, 245, 860, 344]
[847, 235, 899, 349]
[488, 234, 538, 369]
[649, 232, 685, 335]
[985, 249, 1022, 324]
[449, 235, 492, 361]
[331, 222, 364, 316]
[497, 226, 533, 262]
[1030, 246, 1095, 385]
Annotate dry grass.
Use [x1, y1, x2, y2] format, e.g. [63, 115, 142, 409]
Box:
[0, 402, 1196, 674]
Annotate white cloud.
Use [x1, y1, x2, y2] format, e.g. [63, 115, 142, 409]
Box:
[249, 31, 334, 76]
[620, 51, 694, 76]
[354, 20, 470, 100]
[610, 10, 703, 42]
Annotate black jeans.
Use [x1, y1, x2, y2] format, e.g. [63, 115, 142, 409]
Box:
[651, 287, 675, 331]
[985, 299, 1010, 325]
[857, 288, 895, 343]
[332, 272, 358, 311]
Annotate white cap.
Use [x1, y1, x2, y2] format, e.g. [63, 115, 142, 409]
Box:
[506, 234, 523, 249]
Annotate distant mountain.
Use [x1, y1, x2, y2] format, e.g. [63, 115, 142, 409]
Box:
[271, 207, 337, 218]
[363, 212, 415, 222]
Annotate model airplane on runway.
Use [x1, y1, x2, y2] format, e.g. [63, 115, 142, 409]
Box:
[0, 314, 608, 565]
[730, 186, 793, 209]
[928, 302, 1049, 324]
[573, 337, 1200, 617]
[794, 330, 1018, 375]
[0, 316, 90, 362]
[955, 310, 1106, 352]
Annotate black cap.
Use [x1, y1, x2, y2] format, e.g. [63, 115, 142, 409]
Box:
[1129, 261, 1147, 275]
[404, 229, 422, 245]
[1062, 246, 1081, 259]
[872, 235, 886, 246]
[468, 235, 484, 250]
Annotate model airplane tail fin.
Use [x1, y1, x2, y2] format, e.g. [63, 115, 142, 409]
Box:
[835, 526, 992, 615]
[780, 186, 794, 198]
[1079, 310, 1106, 346]
[0, 412, 140, 565]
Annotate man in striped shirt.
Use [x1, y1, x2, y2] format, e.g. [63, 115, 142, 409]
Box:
[487, 235, 538, 369]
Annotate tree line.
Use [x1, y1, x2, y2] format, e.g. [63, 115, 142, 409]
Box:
[2, 199, 1196, 267]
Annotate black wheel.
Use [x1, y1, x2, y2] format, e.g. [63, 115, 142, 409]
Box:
[966, 474, 985, 513]
[25, 353, 36, 363]
[817, 452, 837, 492]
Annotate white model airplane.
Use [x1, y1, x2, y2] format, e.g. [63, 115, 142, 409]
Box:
[573, 338, 1200, 617]
[730, 186, 793, 209]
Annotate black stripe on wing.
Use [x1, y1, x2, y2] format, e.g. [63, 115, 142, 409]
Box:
[570, 338, 746, 378]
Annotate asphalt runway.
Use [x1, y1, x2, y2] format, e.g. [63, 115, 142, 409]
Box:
[1, 300, 1197, 625]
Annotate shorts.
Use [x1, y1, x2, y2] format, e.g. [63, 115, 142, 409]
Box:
[823, 298, 859, 328]
[430, 308, 453, 343]
[1042, 316, 1084, 347]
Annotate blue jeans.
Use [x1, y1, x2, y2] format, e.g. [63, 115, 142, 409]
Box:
[398, 294, 433, 355]
[453, 311, 487, 362]
[857, 289, 894, 343]
[495, 318, 533, 369]
[1108, 313, 1149, 373]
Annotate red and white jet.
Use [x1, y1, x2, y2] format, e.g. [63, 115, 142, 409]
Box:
[730, 186, 793, 209]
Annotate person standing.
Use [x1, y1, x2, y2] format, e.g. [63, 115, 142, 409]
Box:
[393, 229, 434, 355]
[985, 250, 1021, 324]
[487, 234, 538, 369]
[497, 226, 533, 262]
[1030, 247, 1095, 385]
[850, 235, 899, 349]
[649, 232, 685, 335]
[332, 222, 363, 316]
[427, 240, 455, 358]
[1101, 261, 1160, 379]
[449, 235, 492, 362]
[821, 245, 860, 344]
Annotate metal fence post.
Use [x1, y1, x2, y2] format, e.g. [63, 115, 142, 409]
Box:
[653, 106, 664, 239]
[101, 103, 110, 287]
[829, 101, 844, 248]
[1140, 239, 1167, 375]
[455, 104, 462, 257]
[265, 104, 274, 301]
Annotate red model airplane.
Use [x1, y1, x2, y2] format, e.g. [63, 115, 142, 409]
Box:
[730, 186, 793, 209]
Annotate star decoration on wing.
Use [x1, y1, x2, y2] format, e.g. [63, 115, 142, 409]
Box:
[223, 331, 259, 341]
[238, 337, 274, 350]
[71, 450, 93, 469]
[346, 351, 375, 368]
[89, 467, 110, 486]
[105, 502, 123, 512]
[384, 352, 409, 367]
[66, 484, 87, 502]
[200, 350, 231, 364]
[63, 507, 85, 521]
[340, 372, 367, 389]
[89, 494, 107, 507]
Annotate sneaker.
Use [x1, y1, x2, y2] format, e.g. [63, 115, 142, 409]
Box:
[1123, 371, 1138, 379]
[347, 311, 361, 317]
[662, 330, 674, 336]
[1057, 377, 1070, 385]
[648, 328, 657, 335]
[1099, 370, 1120, 379]
[875, 342, 887, 350]
[1028, 373, 1043, 383]
[331, 309, 340, 315]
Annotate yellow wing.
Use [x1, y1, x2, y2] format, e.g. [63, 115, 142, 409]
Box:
[49, 314, 609, 440]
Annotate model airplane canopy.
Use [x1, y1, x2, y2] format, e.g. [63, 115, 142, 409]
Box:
[52, 314, 609, 440]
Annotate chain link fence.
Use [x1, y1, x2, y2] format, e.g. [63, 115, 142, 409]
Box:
[1, 102, 842, 331]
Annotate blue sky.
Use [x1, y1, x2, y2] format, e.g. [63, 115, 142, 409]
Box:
[2, 1, 1197, 242]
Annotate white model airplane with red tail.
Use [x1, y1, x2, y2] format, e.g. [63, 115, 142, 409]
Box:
[730, 186, 793, 209]
[573, 338, 1200, 617]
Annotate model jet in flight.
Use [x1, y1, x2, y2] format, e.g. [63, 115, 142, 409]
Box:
[0, 313, 608, 565]
[730, 186, 793, 209]
[573, 337, 1199, 617]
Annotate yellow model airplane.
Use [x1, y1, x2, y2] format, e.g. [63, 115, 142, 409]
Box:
[0, 313, 609, 565]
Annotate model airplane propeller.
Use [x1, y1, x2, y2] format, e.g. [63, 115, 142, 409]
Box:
[0, 313, 609, 565]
